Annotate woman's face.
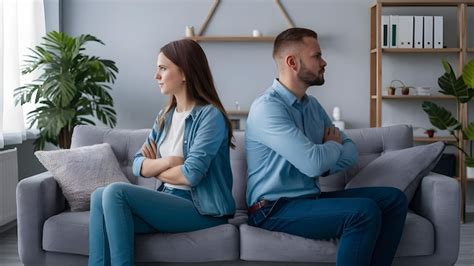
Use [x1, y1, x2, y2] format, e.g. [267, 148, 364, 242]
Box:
[155, 52, 186, 95]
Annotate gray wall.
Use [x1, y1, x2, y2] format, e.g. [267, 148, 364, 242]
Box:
[43, 0, 474, 206]
[57, 0, 372, 130]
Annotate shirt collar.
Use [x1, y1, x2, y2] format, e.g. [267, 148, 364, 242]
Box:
[164, 104, 205, 122]
[272, 79, 309, 107]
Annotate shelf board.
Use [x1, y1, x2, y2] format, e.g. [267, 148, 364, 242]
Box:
[414, 136, 457, 143]
[187, 36, 275, 42]
[381, 95, 456, 100]
[382, 48, 461, 53]
[227, 110, 249, 116]
[377, 0, 469, 6]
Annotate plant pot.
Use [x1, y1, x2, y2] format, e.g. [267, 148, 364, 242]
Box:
[424, 130, 435, 138]
[467, 167, 474, 179]
[401, 87, 410, 95]
[58, 127, 73, 149]
[387, 87, 396, 95]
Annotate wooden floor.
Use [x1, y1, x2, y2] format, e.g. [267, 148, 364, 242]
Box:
[1, 213, 473, 265]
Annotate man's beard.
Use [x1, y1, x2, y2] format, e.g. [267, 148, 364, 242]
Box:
[298, 61, 325, 86]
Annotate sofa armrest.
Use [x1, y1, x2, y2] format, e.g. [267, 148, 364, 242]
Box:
[410, 172, 460, 264]
[16, 171, 66, 264]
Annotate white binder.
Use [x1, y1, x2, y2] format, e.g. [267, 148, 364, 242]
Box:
[382, 15, 390, 48]
[389, 15, 399, 48]
[398, 16, 414, 48]
[424, 16, 434, 48]
[434, 16, 443, 48]
[414, 16, 423, 48]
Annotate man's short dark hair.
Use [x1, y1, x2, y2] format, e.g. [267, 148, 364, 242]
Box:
[272, 28, 318, 59]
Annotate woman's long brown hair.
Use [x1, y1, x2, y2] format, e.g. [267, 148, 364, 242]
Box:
[158, 39, 234, 148]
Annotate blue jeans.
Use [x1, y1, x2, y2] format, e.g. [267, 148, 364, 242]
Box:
[248, 187, 408, 266]
[88, 182, 227, 266]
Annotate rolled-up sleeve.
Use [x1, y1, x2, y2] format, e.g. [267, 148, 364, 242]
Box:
[181, 107, 226, 187]
[132, 115, 161, 178]
[249, 99, 343, 178]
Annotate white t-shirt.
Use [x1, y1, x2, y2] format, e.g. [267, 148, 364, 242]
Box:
[159, 109, 192, 190]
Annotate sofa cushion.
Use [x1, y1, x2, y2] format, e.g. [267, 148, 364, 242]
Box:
[43, 211, 239, 262]
[35, 143, 130, 211]
[320, 125, 414, 191]
[71, 125, 159, 190]
[239, 211, 433, 262]
[345, 142, 445, 202]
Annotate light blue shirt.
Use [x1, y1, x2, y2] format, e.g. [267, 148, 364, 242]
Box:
[245, 79, 358, 206]
[132, 104, 236, 217]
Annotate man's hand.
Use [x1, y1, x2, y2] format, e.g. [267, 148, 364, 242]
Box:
[141, 140, 158, 159]
[323, 126, 342, 144]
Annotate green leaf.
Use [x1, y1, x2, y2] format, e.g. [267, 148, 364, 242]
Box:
[463, 59, 474, 88]
[438, 61, 471, 103]
[463, 122, 474, 141]
[466, 156, 474, 167]
[422, 101, 461, 132]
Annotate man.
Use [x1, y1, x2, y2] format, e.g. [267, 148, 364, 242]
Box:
[245, 27, 408, 266]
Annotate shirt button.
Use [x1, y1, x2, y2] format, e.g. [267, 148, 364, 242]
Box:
[184, 140, 187, 144]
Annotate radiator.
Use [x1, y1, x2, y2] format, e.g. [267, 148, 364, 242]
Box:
[0, 148, 18, 226]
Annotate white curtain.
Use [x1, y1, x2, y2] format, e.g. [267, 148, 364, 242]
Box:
[0, 0, 45, 148]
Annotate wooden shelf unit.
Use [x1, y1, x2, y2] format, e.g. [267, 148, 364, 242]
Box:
[370, 0, 470, 222]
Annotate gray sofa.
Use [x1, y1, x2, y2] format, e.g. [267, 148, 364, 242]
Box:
[16, 124, 460, 266]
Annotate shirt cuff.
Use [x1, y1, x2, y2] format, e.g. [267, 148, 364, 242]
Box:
[132, 157, 147, 178]
[181, 164, 199, 187]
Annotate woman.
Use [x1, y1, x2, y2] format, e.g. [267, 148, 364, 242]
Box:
[88, 39, 236, 266]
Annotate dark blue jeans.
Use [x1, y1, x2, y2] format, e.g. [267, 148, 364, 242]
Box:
[248, 187, 408, 266]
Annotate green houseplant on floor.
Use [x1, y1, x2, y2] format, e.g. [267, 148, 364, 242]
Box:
[422, 59, 474, 167]
[14, 31, 118, 150]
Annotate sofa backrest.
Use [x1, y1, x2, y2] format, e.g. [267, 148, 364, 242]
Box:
[229, 131, 247, 210]
[71, 124, 413, 211]
[229, 125, 413, 208]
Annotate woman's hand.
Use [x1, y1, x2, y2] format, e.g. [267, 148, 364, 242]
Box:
[141, 140, 158, 159]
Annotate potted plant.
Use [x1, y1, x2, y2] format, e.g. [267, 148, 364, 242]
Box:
[389, 79, 411, 95]
[14, 31, 118, 150]
[424, 128, 437, 138]
[422, 59, 474, 171]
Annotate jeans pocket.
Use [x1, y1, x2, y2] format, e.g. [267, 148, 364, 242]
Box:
[249, 199, 283, 226]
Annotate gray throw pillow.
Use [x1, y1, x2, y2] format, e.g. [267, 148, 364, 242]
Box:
[345, 142, 445, 202]
[35, 143, 130, 211]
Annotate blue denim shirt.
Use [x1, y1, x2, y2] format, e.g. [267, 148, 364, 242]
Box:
[245, 79, 358, 206]
[132, 104, 236, 217]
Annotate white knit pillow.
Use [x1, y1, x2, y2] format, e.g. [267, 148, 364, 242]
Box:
[35, 143, 130, 211]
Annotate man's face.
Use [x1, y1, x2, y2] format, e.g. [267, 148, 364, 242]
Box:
[297, 37, 327, 86]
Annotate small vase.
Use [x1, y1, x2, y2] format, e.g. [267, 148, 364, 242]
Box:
[425, 130, 435, 138]
[401, 87, 410, 95]
[387, 87, 396, 95]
